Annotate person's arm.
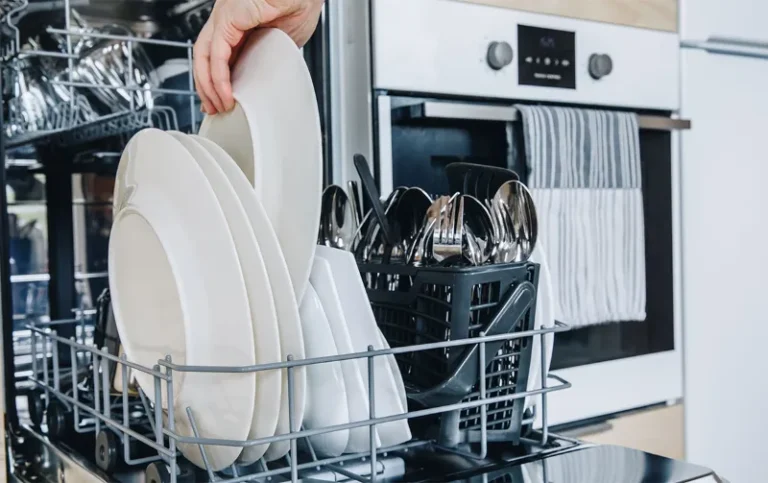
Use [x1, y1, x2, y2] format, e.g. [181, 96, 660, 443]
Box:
[193, 0, 323, 114]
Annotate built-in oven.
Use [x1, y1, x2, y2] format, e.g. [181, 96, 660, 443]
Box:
[325, 0, 690, 426]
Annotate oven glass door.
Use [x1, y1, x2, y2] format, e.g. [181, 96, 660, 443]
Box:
[384, 94, 675, 372]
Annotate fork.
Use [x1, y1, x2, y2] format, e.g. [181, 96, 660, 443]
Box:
[432, 195, 464, 264]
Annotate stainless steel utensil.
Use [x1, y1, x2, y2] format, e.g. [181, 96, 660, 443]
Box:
[320, 185, 357, 250]
[461, 195, 494, 266]
[359, 186, 407, 263]
[347, 180, 363, 226]
[432, 194, 463, 264]
[394, 187, 433, 260]
[493, 180, 538, 263]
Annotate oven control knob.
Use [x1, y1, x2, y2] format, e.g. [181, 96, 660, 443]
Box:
[487, 41, 514, 70]
[589, 53, 613, 79]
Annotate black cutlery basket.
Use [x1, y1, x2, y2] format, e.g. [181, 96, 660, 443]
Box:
[358, 261, 539, 447]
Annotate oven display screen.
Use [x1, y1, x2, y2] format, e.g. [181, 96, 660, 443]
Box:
[518, 25, 576, 89]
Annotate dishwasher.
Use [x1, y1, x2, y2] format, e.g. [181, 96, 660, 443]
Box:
[0, 1, 726, 482]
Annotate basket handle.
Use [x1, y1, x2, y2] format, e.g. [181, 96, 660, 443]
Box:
[407, 280, 536, 407]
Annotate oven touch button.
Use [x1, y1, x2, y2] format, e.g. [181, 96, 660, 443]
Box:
[487, 41, 514, 70]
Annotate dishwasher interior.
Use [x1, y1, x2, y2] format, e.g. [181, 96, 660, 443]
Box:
[0, 1, 650, 482]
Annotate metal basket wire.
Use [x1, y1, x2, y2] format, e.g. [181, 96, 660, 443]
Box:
[2, 0, 198, 148]
[23, 312, 571, 482]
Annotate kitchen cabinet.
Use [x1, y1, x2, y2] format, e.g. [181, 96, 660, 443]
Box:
[681, 4, 768, 479]
[578, 405, 684, 461]
[453, 0, 678, 31]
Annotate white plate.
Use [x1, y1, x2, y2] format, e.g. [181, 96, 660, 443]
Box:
[299, 284, 350, 457]
[314, 246, 411, 448]
[377, 331, 407, 412]
[170, 133, 284, 463]
[525, 244, 555, 412]
[310, 257, 381, 453]
[189, 135, 307, 463]
[109, 129, 256, 471]
[199, 28, 322, 303]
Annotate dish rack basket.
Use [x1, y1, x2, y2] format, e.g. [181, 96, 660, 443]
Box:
[19, 299, 571, 482]
[358, 260, 543, 449]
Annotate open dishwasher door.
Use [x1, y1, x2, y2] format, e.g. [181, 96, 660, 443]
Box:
[410, 445, 724, 483]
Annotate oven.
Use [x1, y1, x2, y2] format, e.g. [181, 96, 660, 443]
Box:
[325, 0, 690, 426]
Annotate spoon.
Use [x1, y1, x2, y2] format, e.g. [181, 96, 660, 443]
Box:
[461, 195, 494, 266]
[320, 185, 357, 250]
[493, 180, 538, 263]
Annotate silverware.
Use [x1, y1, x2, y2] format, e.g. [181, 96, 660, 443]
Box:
[394, 187, 432, 259]
[353, 154, 395, 246]
[359, 186, 407, 263]
[347, 180, 363, 226]
[493, 180, 538, 263]
[431, 194, 463, 264]
[461, 195, 494, 266]
[319, 185, 357, 251]
[409, 195, 445, 266]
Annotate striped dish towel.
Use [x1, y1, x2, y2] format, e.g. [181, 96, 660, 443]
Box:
[514, 105, 646, 326]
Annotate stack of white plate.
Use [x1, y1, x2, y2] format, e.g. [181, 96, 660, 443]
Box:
[108, 29, 410, 472]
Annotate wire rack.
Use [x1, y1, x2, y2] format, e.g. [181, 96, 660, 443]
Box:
[23, 311, 572, 483]
[2, 0, 198, 148]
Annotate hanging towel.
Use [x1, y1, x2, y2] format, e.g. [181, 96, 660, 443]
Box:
[514, 105, 646, 326]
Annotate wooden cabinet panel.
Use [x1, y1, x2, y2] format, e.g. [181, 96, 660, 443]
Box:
[452, 0, 678, 32]
[578, 404, 684, 460]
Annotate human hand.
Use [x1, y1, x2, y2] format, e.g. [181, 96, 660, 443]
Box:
[193, 0, 323, 114]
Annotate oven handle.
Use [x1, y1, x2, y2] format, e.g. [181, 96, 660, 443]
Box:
[682, 36, 768, 61]
[391, 101, 691, 131]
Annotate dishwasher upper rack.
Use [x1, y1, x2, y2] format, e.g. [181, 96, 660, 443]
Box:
[21, 315, 571, 483]
[2, 0, 199, 148]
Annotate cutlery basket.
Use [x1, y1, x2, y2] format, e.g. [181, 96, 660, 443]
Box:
[358, 261, 539, 447]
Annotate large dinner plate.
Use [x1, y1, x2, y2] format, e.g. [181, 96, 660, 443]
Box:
[170, 133, 284, 463]
[199, 28, 322, 303]
[190, 135, 306, 463]
[109, 129, 256, 470]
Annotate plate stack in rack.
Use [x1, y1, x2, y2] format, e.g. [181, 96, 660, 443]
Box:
[108, 28, 410, 471]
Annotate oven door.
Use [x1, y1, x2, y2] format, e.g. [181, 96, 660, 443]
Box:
[374, 94, 684, 426]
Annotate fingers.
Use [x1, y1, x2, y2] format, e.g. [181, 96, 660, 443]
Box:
[210, 24, 243, 112]
[193, 21, 226, 114]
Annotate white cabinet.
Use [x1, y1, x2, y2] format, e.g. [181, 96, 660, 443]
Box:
[681, 46, 768, 482]
[681, 0, 768, 39]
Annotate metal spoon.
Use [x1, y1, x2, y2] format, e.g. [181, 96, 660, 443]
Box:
[461, 195, 495, 266]
[394, 187, 433, 258]
[493, 180, 538, 262]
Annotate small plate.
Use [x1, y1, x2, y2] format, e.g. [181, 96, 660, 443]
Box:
[199, 28, 322, 303]
[190, 135, 306, 464]
[310, 257, 381, 453]
[525, 244, 555, 412]
[109, 129, 256, 470]
[315, 246, 411, 448]
[300, 284, 350, 457]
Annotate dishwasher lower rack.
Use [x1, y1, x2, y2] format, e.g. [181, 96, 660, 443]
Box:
[11, 316, 571, 483]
